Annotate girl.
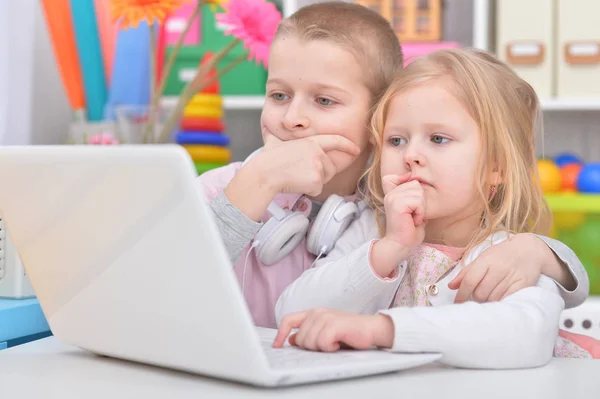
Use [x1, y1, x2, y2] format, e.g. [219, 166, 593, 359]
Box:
[273, 48, 599, 366]
[196, 2, 588, 329]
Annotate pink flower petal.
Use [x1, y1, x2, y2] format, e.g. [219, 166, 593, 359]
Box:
[216, 0, 281, 68]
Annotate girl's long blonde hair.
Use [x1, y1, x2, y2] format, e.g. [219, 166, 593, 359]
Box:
[364, 48, 552, 252]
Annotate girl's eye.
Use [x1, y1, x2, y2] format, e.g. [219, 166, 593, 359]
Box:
[271, 93, 289, 101]
[431, 135, 450, 144]
[317, 97, 334, 106]
[390, 137, 406, 146]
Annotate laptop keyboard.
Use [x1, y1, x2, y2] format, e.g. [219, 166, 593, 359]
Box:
[260, 339, 362, 368]
[257, 330, 404, 370]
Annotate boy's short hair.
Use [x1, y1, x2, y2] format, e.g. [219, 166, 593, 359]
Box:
[275, 1, 403, 106]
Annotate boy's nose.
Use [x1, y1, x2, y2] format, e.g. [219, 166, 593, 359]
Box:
[282, 103, 310, 131]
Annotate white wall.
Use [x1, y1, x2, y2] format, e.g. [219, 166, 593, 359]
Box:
[0, 0, 71, 145]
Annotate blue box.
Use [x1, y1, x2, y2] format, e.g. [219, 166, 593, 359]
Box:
[0, 298, 52, 349]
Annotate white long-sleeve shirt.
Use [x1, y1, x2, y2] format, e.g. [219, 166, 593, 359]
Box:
[275, 209, 577, 369]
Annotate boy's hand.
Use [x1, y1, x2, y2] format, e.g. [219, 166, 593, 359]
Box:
[258, 132, 361, 197]
[449, 235, 543, 303]
[272, 309, 394, 352]
[225, 132, 360, 221]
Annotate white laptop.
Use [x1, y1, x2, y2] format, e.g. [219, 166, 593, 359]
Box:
[0, 145, 441, 387]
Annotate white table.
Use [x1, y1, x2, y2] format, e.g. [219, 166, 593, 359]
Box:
[0, 337, 598, 399]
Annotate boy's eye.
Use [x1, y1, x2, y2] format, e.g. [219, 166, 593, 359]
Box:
[271, 93, 289, 101]
[317, 97, 334, 106]
[431, 135, 450, 144]
[390, 137, 406, 146]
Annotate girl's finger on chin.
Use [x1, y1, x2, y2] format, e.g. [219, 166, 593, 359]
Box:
[382, 174, 410, 195]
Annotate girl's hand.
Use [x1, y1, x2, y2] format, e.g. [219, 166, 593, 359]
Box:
[369, 174, 427, 278]
[381, 174, 427, 249]
[272, 309, 394, 352]
[449, 234, 546, 303]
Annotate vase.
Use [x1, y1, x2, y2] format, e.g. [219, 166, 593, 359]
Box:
[67, 121, 118, 144]
[114, 104, 175, 144]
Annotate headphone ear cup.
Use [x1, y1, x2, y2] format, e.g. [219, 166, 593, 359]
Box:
[255, 211, 309, 265]
[306, 195, 359, 256]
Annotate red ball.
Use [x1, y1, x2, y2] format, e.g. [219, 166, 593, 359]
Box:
[561, 163, 584, 192]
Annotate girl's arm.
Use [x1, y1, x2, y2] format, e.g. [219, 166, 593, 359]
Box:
[379, 275, 563, 369]
[275, 275, 563, 369]
[275, 233, 563, 368]
[274, 209, 404, 325]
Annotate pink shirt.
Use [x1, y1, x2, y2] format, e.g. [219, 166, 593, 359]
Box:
[425, 243, 465, 263]
[196, 162, 358, 328]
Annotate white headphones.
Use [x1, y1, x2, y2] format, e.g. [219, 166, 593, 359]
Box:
[242, 147, 363, 265]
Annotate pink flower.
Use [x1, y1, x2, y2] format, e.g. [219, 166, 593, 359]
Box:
[87, 132, 120, 145]
[216, 0, 282, 68]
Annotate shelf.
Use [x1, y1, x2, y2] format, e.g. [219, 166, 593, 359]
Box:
[161, 95, 600, 112]
[540, 98, 600, 111]
[472, 0, 491, 51]
[161, 95, 265, 110]
[546, 194, 600, 213]
[473, 1, 600, 113]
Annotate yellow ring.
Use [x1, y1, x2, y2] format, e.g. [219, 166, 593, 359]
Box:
[189, 93, 223, 108]
[184, 145, 231, 163]
[183, 105, 224, 119]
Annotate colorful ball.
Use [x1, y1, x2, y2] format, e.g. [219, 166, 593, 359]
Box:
[554, 152, 583, 167]
[560, 163, 583, 192]
[537, 159, 562, 193]
[577, 163, 600, 193]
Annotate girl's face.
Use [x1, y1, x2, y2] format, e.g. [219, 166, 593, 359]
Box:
[380, 80, 485, 226]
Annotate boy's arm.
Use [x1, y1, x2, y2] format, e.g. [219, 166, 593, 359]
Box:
[195, 165, 264, 263]
[209, 191, 262, 263]
[451, 233, 589, 308]
[534, 234, 589, 308]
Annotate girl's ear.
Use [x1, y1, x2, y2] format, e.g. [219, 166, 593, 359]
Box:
[489, 169, 504, 186]
[368, 134, 377, 145]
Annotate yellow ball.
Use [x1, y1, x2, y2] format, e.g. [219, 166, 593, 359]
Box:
[537, 159, 562, 193]
[552, 212, 587, 231]
[548, 223, 557, 238]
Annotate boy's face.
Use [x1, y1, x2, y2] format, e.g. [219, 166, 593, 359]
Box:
[261, 36, 373, 177]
